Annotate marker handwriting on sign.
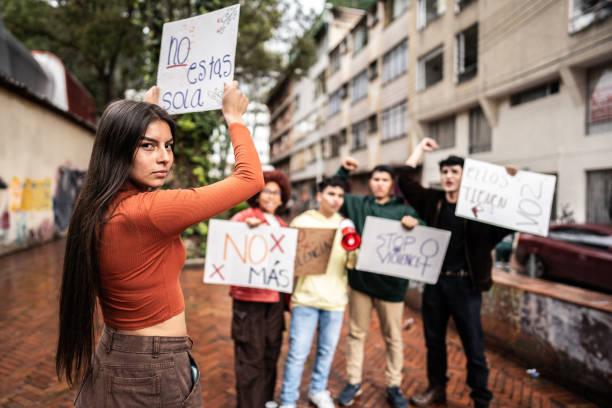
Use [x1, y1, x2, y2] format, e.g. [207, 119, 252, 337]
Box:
[465, 166, 510, 189]
[162, 35, 233, 111]
[462, 186, 508, 213]
[456, 159, 555, 237]
[216, 6, 238, 34]
[516, 181, 543, 226]
[223, 232, 286, 265]
[375, 232, 439, 276]
[249, 260, 290, 288]
[167, 36, 191, 67]
[295, 240, 332, 267]
[210, 263, 225, 280]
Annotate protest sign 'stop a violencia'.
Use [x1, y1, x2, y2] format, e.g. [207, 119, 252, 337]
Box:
[455, 159, 556, 236]
[156, 5, 240, 114]
[355, 216, 450, 284]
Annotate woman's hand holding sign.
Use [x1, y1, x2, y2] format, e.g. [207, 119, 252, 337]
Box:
[143, 85, 160, 105]
[245, 217, 263, 228]
[222, 81, 247, 126]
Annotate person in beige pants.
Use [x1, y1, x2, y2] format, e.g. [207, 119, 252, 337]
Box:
[347, 289, 405, 387]
[334, 157, 423, 408]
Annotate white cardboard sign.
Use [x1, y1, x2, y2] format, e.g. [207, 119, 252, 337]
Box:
[355, 216, 451, 284]
[204, 219, 298, 293]
[455, 158, 556, 236]
[156, 5, 240, 114]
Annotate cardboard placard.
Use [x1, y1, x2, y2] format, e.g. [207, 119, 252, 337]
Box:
[455, 159, 556, 236]
[156, 5, 240, 114]
[204, 219, 298, 293]
[294, 228, 336, 276]
[355, 216, 451, 284]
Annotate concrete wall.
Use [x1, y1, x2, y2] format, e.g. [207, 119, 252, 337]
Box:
[405, 271, 612, 401]
[0, 85, 94, 255]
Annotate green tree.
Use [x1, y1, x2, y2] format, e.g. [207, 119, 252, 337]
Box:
[1, 0, 145, 111]
[2, 0, 319, 257]
[1, 0, 289, 112]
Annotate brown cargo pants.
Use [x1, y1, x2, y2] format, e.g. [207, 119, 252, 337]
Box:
[74, 325, 203, 407]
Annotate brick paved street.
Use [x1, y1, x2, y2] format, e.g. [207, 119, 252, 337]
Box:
[0, 240, 602, 407]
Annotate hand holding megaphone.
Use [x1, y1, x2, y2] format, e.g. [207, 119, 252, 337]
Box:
[339, 218, 361, 251]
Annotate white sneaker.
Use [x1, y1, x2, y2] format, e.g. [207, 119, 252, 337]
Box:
[278, 405, 295, 408]
[308, 390, 336, 408]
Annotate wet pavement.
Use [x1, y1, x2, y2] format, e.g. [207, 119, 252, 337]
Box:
[0, 239, 601, 407]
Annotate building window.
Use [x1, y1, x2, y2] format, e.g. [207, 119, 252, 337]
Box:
[369, 60, 379, 80]
[330, 47, 341, 74]
[351, 120, 368, 151]
[417, 0, 445, 29]
[469, 106, 491, 153]
[510, 80, 559, 106]
[330, 134, 340, 158]
[455, 0, 476, 13]
[383, 39, 408, 84]
[429, 115, 456, 149]
[320, 139, 328, 159]
[341, 82, 349, 99]
[586, 63, 612, 135]
[417, 45, 443, 91]
[382, 101, 408, 141]
[308, 144, 317, 163]
[353, 21, 368, 54]
[368, 113, 378, 133]
[351, 70, 368, 103]
[329, 89, 341, 116]
[386, 0, 410, 24]
[314, 71, 326, 99]
[586, 169, 612, 223]
[568, 0, 612, 34]
[455, 24, 478, 84]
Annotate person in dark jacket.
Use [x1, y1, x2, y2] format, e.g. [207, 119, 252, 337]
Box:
[397, 138, 517, 408]
[334, 157, 423, 408]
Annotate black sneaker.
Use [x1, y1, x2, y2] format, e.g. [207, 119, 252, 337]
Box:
[386, 386, 408, 408]
[337, 383, 362, 406]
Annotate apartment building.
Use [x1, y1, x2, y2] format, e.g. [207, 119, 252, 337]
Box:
[269, 0, 612, 223]
[267, 6, 364, 211]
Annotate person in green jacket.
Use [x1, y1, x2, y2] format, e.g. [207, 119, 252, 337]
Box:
[335, 157, 423, 408]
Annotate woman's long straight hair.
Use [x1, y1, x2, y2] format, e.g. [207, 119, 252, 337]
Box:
[56, 100, 175, 386]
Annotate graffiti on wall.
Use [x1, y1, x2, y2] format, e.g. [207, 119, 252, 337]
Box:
[53, 166, 86, 230]
[0, 166, 85, 253]
[0, 178, 9, 240]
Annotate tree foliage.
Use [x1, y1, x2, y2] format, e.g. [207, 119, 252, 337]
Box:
[1, 0, 319, 256]
[1, 0, 289, 111]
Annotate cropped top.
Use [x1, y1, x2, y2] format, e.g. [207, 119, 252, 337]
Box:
[99, 123, 263, 330]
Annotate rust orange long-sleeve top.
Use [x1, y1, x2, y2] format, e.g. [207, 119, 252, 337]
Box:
[99, 123, 264, 330]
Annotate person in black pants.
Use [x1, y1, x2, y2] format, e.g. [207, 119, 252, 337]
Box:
[397, 138, 517, 408]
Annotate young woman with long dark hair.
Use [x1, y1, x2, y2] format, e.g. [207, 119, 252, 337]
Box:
[56, 82, 263, 407]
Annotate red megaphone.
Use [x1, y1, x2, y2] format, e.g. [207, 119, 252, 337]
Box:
[340, 218, 361, 251]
